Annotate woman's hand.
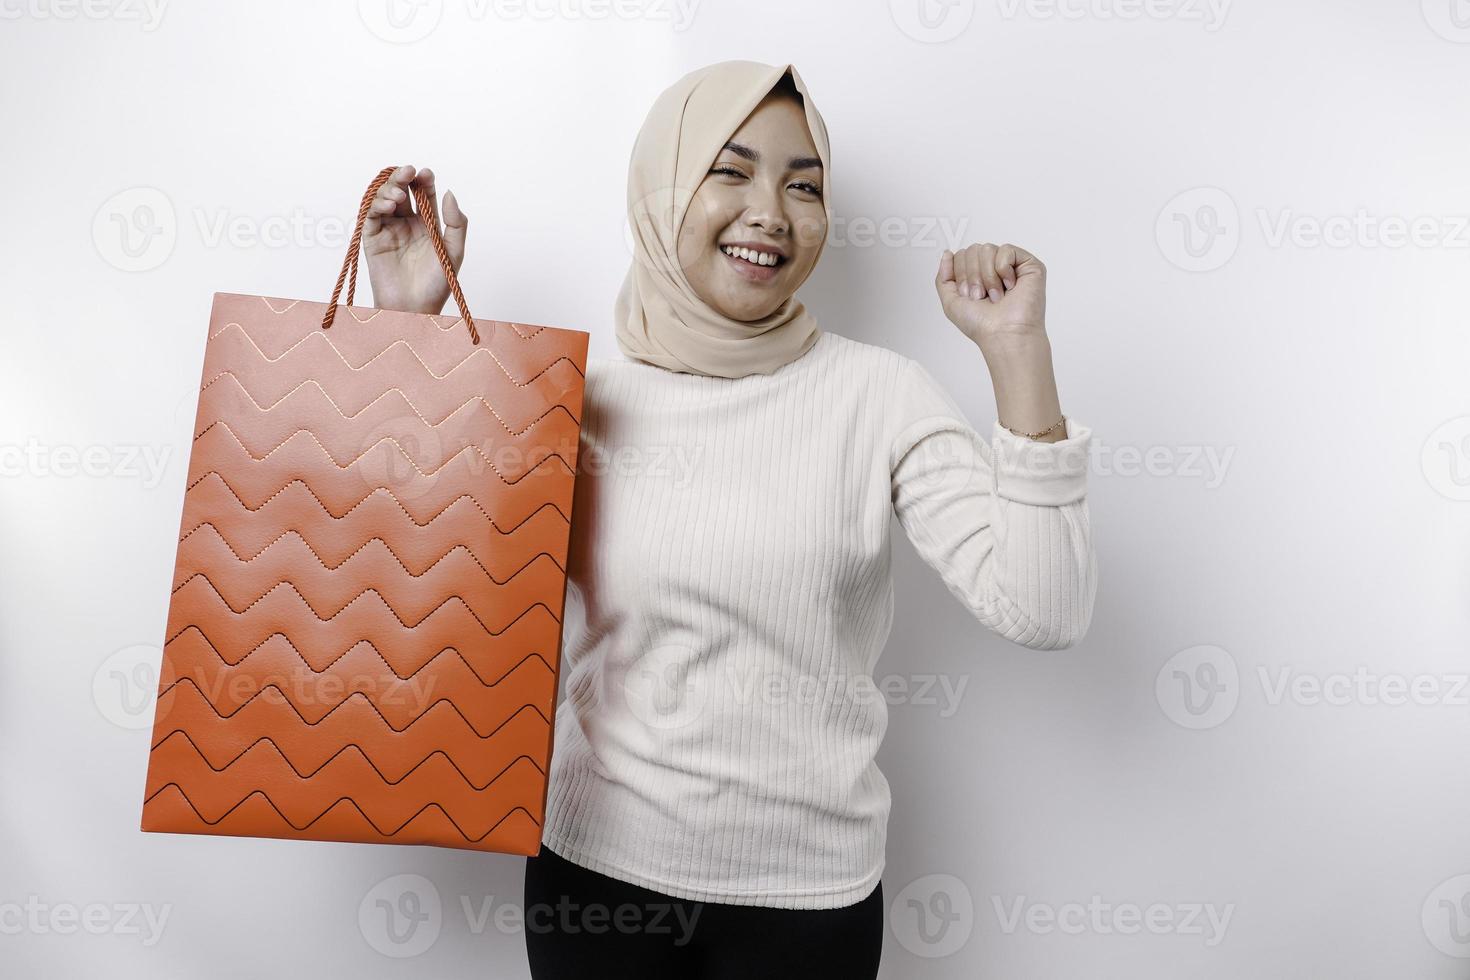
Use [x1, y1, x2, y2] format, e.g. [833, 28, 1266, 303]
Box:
[363, 164, 468, 315]
[934, 242, 1047, 351]
[934, 242, 1068, 443]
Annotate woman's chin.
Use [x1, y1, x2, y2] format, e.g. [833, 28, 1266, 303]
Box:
[714, 273, 791, 318]
[714, 292, 785, 322]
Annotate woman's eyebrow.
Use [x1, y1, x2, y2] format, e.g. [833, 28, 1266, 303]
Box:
[721, 141, 823, 171]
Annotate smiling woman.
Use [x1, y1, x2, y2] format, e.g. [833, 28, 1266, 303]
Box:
[360, 59, 1096, 980]
[613, 63, 835, 379]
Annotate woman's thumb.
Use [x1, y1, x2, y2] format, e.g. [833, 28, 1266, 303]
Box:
[441, 190, 468, 264]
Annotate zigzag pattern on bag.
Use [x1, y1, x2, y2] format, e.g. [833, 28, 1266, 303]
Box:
[141, 292, 588, 854]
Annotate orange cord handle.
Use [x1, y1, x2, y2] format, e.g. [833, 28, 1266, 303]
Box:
[320, 165, 478, 344]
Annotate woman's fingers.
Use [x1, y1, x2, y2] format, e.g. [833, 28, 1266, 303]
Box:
[935, 248, 955, 289]
[409, 167, 467, 266]
[951, 242, 1035, 301]
[365, 164, 416, 237]
[384, 165, 416, 218]
[963, 244, 987, 301]
[410, 167, 437, 225]
[995, 243, 1018, 291]
[976, 243, 1001, 302]
[411, 167, 446, 240]
[957, 244, 978, 300]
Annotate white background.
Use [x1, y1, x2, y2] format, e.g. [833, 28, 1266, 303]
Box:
[3, 0, 1469, 976]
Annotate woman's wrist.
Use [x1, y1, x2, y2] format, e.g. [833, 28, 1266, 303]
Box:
[977, 331, 1068, 443]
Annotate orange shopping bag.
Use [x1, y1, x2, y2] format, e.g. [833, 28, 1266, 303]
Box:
[140, 166, 588, 854]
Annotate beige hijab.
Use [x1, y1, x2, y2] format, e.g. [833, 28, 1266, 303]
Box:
[614, 60, 832, 379]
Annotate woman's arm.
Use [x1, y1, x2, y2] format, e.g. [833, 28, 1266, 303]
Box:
[890, 358, 1095, 650]
[888, 242, 1095, 649]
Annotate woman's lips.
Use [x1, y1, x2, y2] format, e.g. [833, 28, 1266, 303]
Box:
[721, 247, 783, 283]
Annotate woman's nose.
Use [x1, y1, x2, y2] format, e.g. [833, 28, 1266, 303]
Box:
[742, 182, 789, 236]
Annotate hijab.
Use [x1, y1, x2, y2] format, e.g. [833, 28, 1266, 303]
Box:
[614, 60, 832, 379]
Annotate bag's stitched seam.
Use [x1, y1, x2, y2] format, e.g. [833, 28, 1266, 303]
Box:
[192, 418, 577, 479]
[146, 782, 541, 840]
[183, 449, 573, 511]
[174, 526, 566, 580]
[155, 673, 551, 736]
[165, 624, 554, 686]
[180, 479, 570, 533]
[169, 575, 562, 633]
[206, 320, 584, 385]
[196, 372, 584, 430]
[152, 728, 546, 786]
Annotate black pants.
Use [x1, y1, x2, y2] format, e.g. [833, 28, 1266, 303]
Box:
[522, 843, 884, 979]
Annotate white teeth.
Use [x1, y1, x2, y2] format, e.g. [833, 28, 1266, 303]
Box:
[722, 245, 781, 266]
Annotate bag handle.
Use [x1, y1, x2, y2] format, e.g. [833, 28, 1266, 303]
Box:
[320, 165, 479, 345]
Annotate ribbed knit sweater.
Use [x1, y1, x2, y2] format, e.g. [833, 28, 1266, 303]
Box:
[540, 329, 1096, 910]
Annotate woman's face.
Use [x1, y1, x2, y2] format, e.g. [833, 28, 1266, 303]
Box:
[675, 93, 827, 321]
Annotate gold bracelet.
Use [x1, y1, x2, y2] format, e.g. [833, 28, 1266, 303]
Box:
[1000, 414, 1067, 440]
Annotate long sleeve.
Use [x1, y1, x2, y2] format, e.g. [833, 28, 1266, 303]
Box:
[889, 357, 1097, 650]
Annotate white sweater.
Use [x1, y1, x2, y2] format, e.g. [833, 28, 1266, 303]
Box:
[540, 329, 1096, 909]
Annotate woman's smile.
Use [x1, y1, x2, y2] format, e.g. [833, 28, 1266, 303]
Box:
[719, 240, 788, 283]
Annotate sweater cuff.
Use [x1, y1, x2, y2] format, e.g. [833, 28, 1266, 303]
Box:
[990, 417, 1091, 505]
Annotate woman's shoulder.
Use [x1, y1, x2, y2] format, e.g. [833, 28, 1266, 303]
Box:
[812, 329, 914, 376]
[801, 333, 956, 435]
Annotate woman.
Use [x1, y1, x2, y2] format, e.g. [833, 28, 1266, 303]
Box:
[362, 60, 1095, 980]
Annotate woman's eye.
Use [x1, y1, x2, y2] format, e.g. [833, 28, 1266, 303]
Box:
[709, 166, 821, 197]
